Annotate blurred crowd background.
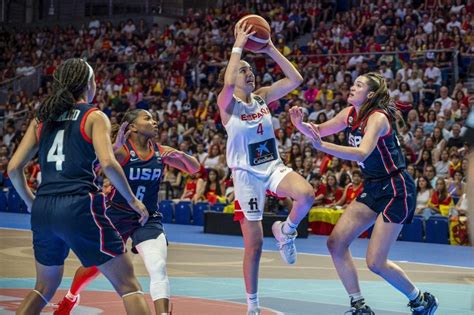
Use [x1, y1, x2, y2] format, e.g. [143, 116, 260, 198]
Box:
[0, 0, 473, 233]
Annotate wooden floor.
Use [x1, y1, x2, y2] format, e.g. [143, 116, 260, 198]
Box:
[1, 229, 471, 284]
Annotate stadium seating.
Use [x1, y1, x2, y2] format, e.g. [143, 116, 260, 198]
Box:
[425, 216, 450, 244]
[399, 215, 424, 242]
[193, 201, 210, 226]
[175, 201, 193, 225]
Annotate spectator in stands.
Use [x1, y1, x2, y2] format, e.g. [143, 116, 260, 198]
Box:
[424, 164, 438, 187]
[203, 144, 225, 173]
[398, 82, 414, 108]
[446, 123, 464, 149]
[424, 178, 453, 220]
[319, 173, 343, 207]
[435, 149, 450, 177]
[415, 176, 433, 215]
[423, 109, 437, 135]
[195, 168, 224, 205]
[180, 171, 205, 203]
[447, 170, 465, 204]
[433, 86, 453, 112]
[163, 165, 183, 199]
[424, 59, 442, 86]
[336, 170, 363, 209]
[415, 149, 434, 173]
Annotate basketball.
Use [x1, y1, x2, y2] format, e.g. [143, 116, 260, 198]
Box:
[236, 14, 271, 51]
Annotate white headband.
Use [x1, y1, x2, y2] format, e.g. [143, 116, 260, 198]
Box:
[84, 61, 94, 81]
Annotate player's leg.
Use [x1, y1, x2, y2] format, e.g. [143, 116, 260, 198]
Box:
[68, 193, 151, 315]
[272, 168, 314, 264]
[233, 169, 265, 315]
[97, 253, 151, 315]
[17, 262, 64, 315]
[366, 175, 439, 315]
[135, 229, 170, 314]
[327, 200, 377, 314]
[53, 266, 100, 314]
[240, 217, 264, 315]
[18, 195, 69, 314]
[274, 170, 314, 226]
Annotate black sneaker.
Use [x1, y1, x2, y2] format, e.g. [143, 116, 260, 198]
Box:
[408, 292, 439, 315]
[345, 298, 375, 315]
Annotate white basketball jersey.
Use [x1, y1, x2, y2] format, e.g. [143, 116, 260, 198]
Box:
[224, 94, 282, 178]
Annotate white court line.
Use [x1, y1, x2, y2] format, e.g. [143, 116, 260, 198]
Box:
[169, 241, 474, 270]
[1, 227, 472, 270]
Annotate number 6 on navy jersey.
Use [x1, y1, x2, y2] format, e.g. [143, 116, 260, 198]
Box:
[47, 130, 65, 171]
[136, 186, 146, 201]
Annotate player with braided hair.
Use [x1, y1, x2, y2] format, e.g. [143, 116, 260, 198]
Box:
[8, 58, 151, 315]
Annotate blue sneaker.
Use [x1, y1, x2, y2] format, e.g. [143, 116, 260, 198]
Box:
[345, 298, 375, 315]
[408, 292, 439, 315]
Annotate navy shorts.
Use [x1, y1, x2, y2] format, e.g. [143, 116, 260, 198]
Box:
[31, 193, 125, 267]
[108, 206, 166, 253]
[356, 170, 416, 224]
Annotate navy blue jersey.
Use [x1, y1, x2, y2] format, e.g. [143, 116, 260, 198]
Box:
[36, 103, 100, 196]
[109, 139, 164, 214]
[345, 107, 406, 180]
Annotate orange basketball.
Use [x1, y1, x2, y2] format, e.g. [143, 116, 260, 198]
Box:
[236, 15, 271, 51]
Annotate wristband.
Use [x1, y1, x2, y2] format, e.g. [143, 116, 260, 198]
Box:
[232, 47, 243, 55]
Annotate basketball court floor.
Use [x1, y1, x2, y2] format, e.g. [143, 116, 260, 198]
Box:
[0, 212, 473, 314]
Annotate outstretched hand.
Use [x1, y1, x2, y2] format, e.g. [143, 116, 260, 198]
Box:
[308, 123, 322, 149]
[249, 38, 275, 54]
[289, 106, 304, 128]
[114, 122, 131, 150]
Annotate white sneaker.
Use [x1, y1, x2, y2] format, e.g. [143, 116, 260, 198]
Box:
[272, 221, 297, 264]
[247, 308, 261, 315]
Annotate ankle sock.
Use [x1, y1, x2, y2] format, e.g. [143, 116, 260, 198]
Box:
[349, 292, 364, 305]
[282, 218, 297, 234]
[246, 292, 259, 311]
[65, 290, 78, 302]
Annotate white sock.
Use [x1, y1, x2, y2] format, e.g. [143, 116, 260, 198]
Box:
[246, 292, 259, 310]
[407, 288, 421, 301]
[349, 292, 364, 303]
[282, 218, 297, 234]
[66, 290, 78, 301]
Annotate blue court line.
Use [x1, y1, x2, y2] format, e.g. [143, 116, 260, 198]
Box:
[1, 212, 473, 268]
[1, 278, 472, 315]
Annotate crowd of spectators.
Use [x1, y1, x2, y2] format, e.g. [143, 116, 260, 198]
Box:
[0, 0, 473, 225]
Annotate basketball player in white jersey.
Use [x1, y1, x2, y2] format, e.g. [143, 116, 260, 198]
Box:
[217, 21, 314, 315]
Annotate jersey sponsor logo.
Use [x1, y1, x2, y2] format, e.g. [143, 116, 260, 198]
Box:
[129, 168, 162, 181]
[348, 133, 362, 147]
[240, 106, 270, 121]
[248, 138, 278, 166]
[247, 197, 259, 212]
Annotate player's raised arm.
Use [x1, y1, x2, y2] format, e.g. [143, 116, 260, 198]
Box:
[217, 21, 255, 123]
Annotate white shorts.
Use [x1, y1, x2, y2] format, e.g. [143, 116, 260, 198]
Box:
[232, 163, 293, 221]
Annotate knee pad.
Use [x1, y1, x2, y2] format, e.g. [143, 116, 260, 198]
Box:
[136, 234, 170, 300]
